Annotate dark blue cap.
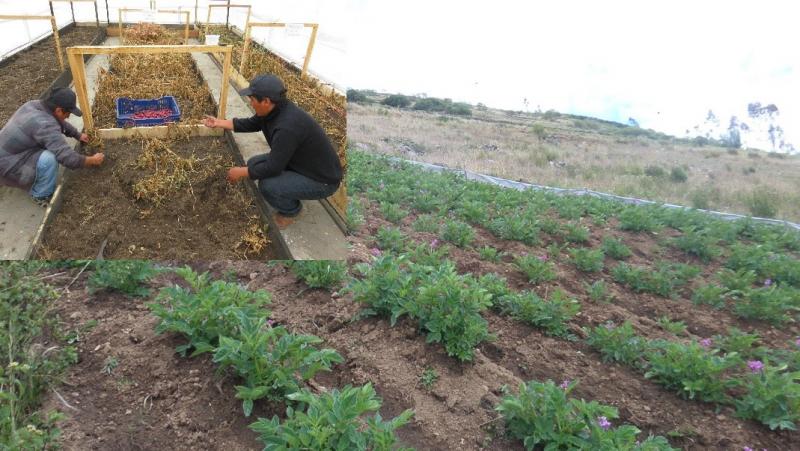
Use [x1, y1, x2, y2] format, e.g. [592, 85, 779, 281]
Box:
[239, 74, 286, 101]
[46, 88, 82, 117]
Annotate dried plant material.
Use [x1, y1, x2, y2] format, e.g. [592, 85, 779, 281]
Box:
[234, 216, 269, 258]
[92, 24, 216, 129]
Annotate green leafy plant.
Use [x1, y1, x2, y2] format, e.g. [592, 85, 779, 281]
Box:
[601, 237, 632, 260]
[412, 214, 440, 233]
[735, 362, 800, 430]
[585, 280, 613, 303]
[101, 356, 119, 375]
[494, 290, 579, 338]
[618, 207, 661, 233]
[287, 261, 348, 290]
[569, 248, 605, 273]
[440, 219, 475, 248]
[375, 226, 407, 254]
[88, 260, 159, 296]
[691, 284, 727, 309]
[671, 227, 720, 262]
[380, 201, 408, 224]
[478, 245, 503, 262]
[733, 286, 798, 325]
[405, 241, 451, 267]
[345, 198, 365, 233]
[249, 384, 414, 450]
[496, 380, 675, 451]
[586, 322, 647, 368]
[420, 368, 439, 390]
[213, 312, 343, 416]
[611, 263, 699, 298]
[148, 267, 271, 356]
[487, 216, 540, 245]
[563, 222, 591, 244]
[514, 255, 557, 284]
[656, 316, 687, 335]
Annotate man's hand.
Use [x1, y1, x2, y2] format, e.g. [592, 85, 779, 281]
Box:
[203, 115, 220, 128]
[79, 133, 90, 143]
[227, 166, 249, 183]
[85, 153, 104, 167]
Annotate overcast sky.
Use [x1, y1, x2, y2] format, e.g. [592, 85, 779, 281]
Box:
[347, 0, 797, 148]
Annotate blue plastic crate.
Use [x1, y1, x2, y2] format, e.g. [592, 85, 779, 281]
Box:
[115, 96, 181, 127]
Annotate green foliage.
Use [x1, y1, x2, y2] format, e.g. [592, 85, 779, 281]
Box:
[380, 202, 408, 224]
[412, 97, 471, 116]
[586, 322, 647, 368]
[569, 248, 605, 273]
[733, 286, 799, 325]
[514, 255, 557, 284]
[478, 245, 503, 262]
[376, 227, 407, 253]
[411, 214, 439, 233]
[542, 109, 560, 120]
[88, 260, 158, 296]
[287, 261, 348, 290]
[249, 384, 414, 450]
[644, 165, 666, 178]
[601, 237, 632, 260]
[644, 340, 738, 403]
[346, 89, 369, 103]
[745, 186, 779, 218]
[671, 227, 720, 262]
[531, 123, 546, 139]
[487, 216, 540, 245]
[440, 219, 475, 248]
[345, 198, 365, 233]
[563, 222, 590, 244]
[381, 94, 412, 108]
[1, 263, 75, 449]
[735, 363, 800, 430]
[349, 259, 491, 361]
[494, 290, 579, 338]
[618, 207, 661, 233]
[611, 263, 699, 298]
[405, 241, 451, 267]
[213, 313, 343, 416]
[656, 316, 687, 335]
[670, 167, 688, 183]
[420, 368, 439, 390]
[496, 380, 675, 451]
[691, 284, 727, 309]
[148, 267, 271, 356]
[585, 280, 612, 303]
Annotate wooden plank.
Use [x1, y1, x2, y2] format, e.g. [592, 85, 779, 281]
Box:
[68, 44, 232, 55]
[50, 16, 64, 71]
[49, 0, 96, 3]
[97, 125, 223, 139]
[241, 23, 319, 79]
[67, 49, 92, 130]
[220, 47, 233, 119]
[302, 24, 318, 79]
[205, 4, 250, 35]
[0, 15, 54, 20]
[157, 10, 191, 44]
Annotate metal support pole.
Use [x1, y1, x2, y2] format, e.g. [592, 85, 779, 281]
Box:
[105, 0, 109, 24]
[70, 1, 75, 23]
[94, 1, 99, 27]
[226, 0, 230, 27]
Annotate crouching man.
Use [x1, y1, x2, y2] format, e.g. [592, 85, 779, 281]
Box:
[0, 88, 104, 206]
[203, 74, 342, 229]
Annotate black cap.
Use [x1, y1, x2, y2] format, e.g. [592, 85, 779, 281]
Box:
[239, 74, 286, 101]
[47, 88, 82, 117]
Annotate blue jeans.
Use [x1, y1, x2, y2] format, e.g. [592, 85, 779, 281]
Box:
[29, 151, 57, 199]
[257, 170, 339, 217]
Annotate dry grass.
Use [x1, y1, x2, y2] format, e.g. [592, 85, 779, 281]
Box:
[91, 24, 216, 129]
[348, 102, 800, 222]
[234, 216, 269, 258]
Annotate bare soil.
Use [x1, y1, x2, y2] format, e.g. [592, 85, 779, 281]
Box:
[0, 26, 101, 124]
[38, 136, 277, 260]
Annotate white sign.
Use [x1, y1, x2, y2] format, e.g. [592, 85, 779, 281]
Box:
[141, 9, 157, 22]
[285, 23, 304, 37]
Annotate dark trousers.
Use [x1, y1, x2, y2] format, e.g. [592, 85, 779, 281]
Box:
[257, 170, 339, 216]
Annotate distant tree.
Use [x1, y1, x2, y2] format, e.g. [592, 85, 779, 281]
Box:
[382, 94, 412, 108]
[346, 89, 369, 103]
[627, 117, 640, 127]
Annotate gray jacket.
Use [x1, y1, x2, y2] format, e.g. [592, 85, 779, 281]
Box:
[0, 100, 85, 189]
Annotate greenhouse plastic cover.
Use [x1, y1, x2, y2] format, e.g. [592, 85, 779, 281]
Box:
[0, 0, 349, 91]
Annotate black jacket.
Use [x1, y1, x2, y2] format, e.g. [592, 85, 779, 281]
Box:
[233, 100, 343, 185]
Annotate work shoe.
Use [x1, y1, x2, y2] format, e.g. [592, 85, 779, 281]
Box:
[273, 213, 295, 230]
[32, 195, 52, 208]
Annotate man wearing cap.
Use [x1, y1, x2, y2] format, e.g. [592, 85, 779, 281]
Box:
[203, 74, 342, 229]
[0, 87, 104, 206]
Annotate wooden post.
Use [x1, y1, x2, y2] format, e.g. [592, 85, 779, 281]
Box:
[118, 9, 122, 40]
[220, 48, 232, 119]
[70, 1, 75, 23]
[157, 10, 191, 44]
[94, 1, 100, 27]
[239, 23, 251, 75]
[194, 0, 198, 27]
[105, 0, 109, 24]
[302, 24, 318, 79]
[205, 6, 211, 35]
[66, 49, 91, 129]
[50, 16, 64, 70]
[225, 0, 230, 27]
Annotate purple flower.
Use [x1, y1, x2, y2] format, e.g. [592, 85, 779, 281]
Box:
[559, 379, 570, 389]
[370, 248, 382, 257]
[597, 416, 611, 430]
[795, 337, 800, 347]
[266, 319, 275, 327]
[764, 278, 772, 287]
[538, 255, 548, 262]
[747, 360, 764, 373]
[700, 338, 712, 348]
[743, 447, 753, 451]
[430, 239, 440, 248]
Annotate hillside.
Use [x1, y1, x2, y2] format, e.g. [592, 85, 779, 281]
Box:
[347, 93, 800, 223]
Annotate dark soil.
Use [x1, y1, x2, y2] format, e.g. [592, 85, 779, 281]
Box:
[38, 136, 277, 260]
[0, 25, 100, 124]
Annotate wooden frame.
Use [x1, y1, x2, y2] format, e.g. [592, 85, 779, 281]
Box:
[118, 8, 190, 44]
[0, 15, 63, 70]
[204, 4, 251, 36]
[66, 44, 233, 131]
[242, 22, 318, 79]
[48, 0, 99, 27]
